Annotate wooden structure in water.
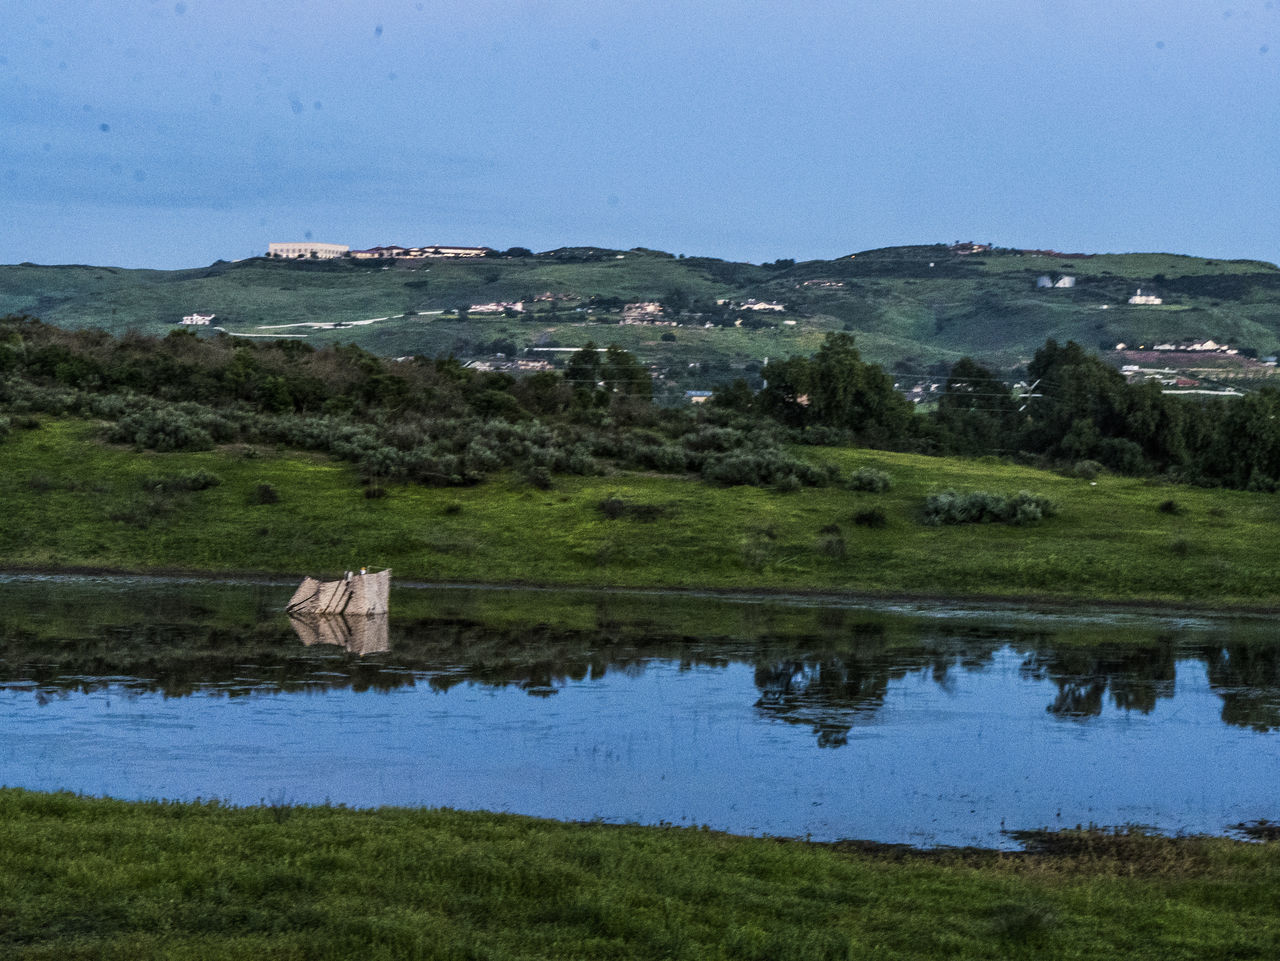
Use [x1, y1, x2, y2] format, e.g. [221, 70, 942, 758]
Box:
[286, 569, 390, 617]
[285, 569, 390, 656]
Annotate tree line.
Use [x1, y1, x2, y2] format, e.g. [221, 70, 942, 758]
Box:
[3, 315, 1278, 492]
[713, 333, 1280, 490]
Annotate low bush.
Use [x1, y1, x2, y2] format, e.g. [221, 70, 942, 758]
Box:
[848, 467, 892, 493]
[141, 471, 222, 493]
[523, 465, 553, 490]
[1070, 459, 1104, 480]
[817, 534, 847, 559]
[923, 490, 1057, 526]
[598, 496, 669, 522]
[249, 483, 280, 505]
[109, 405, 215, 452]
[853, 506, 888, 528]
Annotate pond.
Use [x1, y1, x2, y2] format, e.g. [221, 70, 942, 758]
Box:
[2, 574, 1278, 848]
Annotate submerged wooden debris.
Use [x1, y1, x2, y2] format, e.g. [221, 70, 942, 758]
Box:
[286, 569, 390, 655]
[287, 569, 390, 617]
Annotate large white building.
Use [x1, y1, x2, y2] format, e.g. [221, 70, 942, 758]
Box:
[268, 242, 350, 259]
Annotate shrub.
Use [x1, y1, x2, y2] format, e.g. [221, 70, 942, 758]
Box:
[853, 506, 888, 528]
[523, 465, 553, 490]
[599, 496, 627, 519]
[847, 467, 892, 493]
[141, 471, 221, 493]
[598, 496, 669, 522]
[1070, 459, 1103, 480]
[110, 406, 214, 452]
[249, 483, 280, 505]
[923, 490, 1057, 526]
[817, 534, 847, 559]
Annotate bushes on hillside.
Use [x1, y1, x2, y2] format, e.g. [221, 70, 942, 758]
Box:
[923, 490, 1057, 526]
[109, 405, 217, 452]
[847, 467, 892, 492]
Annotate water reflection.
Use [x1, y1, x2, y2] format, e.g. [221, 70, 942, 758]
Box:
[288, 612, 389, 656]
[1, 578, 1279, 736]
[2, 576, 1279, 846]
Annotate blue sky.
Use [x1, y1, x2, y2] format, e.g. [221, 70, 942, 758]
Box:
[3, 1, 1278, 268]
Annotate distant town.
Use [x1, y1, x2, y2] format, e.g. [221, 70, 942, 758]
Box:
[231, 240, 1277, 403]
[266, 242, 490, 260]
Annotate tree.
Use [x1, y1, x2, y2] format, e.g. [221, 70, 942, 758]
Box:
[806, 333, 911, 441]
[601, 345, 651, 399]
[564, 342, 602, 397]
[934, 357, 1020, 454]
[757, 355, 812, 429]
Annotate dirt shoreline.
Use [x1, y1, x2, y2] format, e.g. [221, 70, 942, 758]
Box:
[3, 561, 1276, 618]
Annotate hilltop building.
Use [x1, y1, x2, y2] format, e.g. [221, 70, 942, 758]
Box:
[350, 244, 490, 260]
[268, 242, 349, 259]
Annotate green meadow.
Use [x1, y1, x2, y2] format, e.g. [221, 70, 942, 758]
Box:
[2, 418, 1278, 606]
[2, 789, 1277, 961]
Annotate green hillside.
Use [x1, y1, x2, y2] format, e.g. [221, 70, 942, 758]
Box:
[4, 245, 1279, 388]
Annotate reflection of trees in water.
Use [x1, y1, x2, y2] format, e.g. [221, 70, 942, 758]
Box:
[750, 624, 1018, 747]
[1019, 640, 1178, 719]
[1201, 643, 1280, 731]
[755, 659, 891, 748]
[6, 599, 1280, 738]
[1018, 638, 1280, 731]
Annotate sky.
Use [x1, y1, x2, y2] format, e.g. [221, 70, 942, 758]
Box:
[2, 0, 1278, 269]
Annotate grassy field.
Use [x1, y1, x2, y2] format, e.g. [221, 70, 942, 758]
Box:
[3, 418, 1280, 607]
[2, 789, 1277, 960]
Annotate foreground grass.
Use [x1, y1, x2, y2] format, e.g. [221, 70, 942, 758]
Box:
[2, 789, 1276, 960]
[3, 419, 1280, 606]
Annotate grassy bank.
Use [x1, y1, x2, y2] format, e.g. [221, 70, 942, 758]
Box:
[3, 419, 1280, 606]
[2, 789, 1277, 960]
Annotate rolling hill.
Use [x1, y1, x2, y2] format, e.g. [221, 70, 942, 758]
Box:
[4, 244, 1280, 398]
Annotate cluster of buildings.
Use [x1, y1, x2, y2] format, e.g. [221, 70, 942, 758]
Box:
[621, 302, 669, 325]
[466, 302, 524, 314]
[1114, 339, 1238, 354]
[266, 242, 490, 260]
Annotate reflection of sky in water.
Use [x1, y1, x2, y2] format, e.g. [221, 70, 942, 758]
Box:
[3, 648, 1277, 848]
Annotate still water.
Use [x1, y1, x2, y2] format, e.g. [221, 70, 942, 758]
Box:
[2, 575, 1278, 848]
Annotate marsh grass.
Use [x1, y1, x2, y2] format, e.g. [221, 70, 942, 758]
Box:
[1, 790, 1277, 961]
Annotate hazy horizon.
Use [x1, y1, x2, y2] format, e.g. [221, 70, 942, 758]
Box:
[4, 2, 1277, 270]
